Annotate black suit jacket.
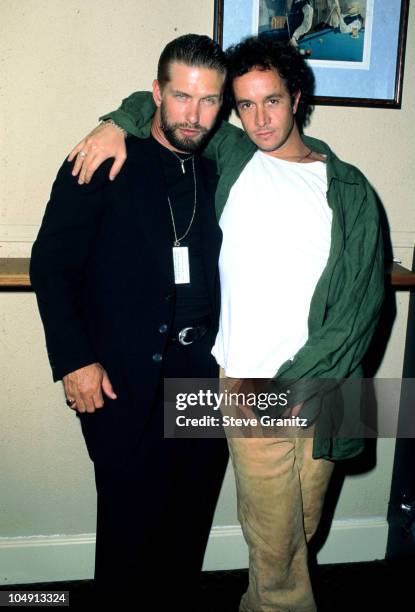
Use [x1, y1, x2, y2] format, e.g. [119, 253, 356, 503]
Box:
[30, 136, 221, 462]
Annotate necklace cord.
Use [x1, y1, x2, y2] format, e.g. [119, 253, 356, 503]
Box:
[167, 156, 197, 247]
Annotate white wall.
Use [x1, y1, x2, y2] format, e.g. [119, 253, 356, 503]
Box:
[1, 0, 414, 583]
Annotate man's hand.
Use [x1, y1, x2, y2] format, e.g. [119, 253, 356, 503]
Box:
[230, 378, 303, 418]
[67, 122, 127, 185]
[63, 363, 117, 414]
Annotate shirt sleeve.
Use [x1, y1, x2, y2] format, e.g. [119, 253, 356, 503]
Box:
[30, 160, 112, 381]
[292, 4, 314, 40]
[99, 91, 157, 137]
[203, 120, 249, 171]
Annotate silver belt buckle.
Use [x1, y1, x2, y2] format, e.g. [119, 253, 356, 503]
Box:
[178, 326, 194, 346]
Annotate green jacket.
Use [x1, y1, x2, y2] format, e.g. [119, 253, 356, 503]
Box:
[101, 92, 385, 461]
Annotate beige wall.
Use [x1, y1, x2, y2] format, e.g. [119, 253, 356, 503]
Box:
[1, 0, 414, 582]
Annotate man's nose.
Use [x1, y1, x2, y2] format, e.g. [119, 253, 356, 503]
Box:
[255, 105, 268, 127]
[186, 101, 200, 125]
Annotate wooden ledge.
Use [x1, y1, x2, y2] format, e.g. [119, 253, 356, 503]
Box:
[385, 262, 415, 287]
[0, 258, 31, 288]
[1, 258, 415, 289]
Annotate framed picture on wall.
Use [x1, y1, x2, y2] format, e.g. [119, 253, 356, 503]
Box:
[213, 0, 410, 108]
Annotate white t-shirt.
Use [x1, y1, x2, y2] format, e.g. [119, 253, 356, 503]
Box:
[211, 150, 332, 378]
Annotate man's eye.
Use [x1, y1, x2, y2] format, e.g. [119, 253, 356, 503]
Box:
[203, 98, 217, 105]
[175, 94, 187, 99]
[239, 102, 252, 111]
[268, 98, 279, 105]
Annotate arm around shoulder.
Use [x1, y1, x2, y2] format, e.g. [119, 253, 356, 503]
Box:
[99, 91, 156, 137]
[203, 120, 252, 171]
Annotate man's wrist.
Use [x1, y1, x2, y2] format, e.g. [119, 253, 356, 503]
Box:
[101, 118, 128, 138]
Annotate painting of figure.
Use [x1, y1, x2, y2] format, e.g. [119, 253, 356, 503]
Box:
[258, 0, 370, 63]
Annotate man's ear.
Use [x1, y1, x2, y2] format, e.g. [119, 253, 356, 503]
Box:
[292, 90, 301, 115]
[152, 79, 162, 108]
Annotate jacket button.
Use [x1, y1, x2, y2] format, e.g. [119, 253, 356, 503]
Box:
[165, 293, 173, 301]
[159, 324, 168, 334]
[152, 353, 163, 363]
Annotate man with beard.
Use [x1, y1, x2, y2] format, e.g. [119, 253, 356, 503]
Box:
[30, 34, 228, 609]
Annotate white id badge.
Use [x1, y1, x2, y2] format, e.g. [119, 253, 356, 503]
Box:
[172, 246, 190, 284]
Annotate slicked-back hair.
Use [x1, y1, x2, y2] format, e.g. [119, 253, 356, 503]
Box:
[157, 34, 227, 89]
[225, 36, 315, 129]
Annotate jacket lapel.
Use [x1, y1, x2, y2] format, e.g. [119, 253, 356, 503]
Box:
[197, 156, 222, 318]
[122, 137, 175, 285]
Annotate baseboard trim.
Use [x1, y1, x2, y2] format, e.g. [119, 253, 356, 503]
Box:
[0, 517, 388, 585]
[0, 535, 95, 586]
[204, 517, 388, 570]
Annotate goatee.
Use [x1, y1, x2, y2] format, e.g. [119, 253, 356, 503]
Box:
[160, 103, 210, 153]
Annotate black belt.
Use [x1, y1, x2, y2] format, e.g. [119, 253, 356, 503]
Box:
[168, 317, 211, 346]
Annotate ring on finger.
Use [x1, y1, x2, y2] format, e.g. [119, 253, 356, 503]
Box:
[78, 151, 87, 159]
[66, 398, 76, 407]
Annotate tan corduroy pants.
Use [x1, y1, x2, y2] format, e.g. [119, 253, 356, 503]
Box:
[226, 410, 334, 611]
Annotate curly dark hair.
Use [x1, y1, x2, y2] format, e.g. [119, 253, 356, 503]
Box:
[224, 35, 315, 130]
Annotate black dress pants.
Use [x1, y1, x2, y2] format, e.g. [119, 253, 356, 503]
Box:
[92, 329, 229, 609]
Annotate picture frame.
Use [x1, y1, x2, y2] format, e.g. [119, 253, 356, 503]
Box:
[213, 0, 409, 108]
